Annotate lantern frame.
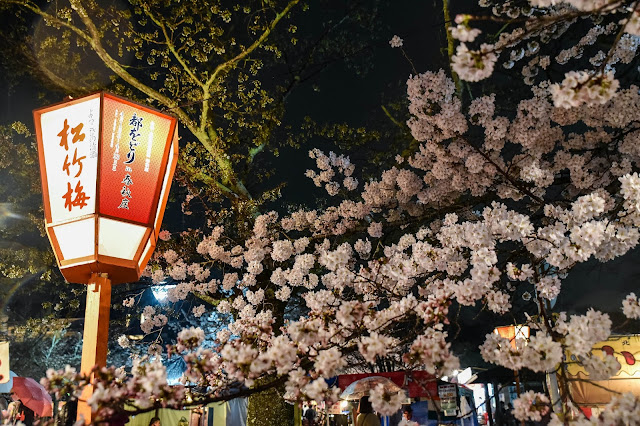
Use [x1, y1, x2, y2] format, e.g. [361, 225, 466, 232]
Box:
[34, 91, 178, 285]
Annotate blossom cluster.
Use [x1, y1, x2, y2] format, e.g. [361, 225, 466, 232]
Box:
[622, 292, 640, 319]
[451, 43, 498, 82]
[550, 71, 620, 108]
[305, 148, 358, 195]
[581, 354, 621, 380]
[512, 391, 550, 422]
[369, 383, 407, 416]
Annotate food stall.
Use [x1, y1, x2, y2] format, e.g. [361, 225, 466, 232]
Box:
[565, 334, 640, 418]
[335, 371, 478, 426]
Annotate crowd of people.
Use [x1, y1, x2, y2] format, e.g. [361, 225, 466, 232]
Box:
[303, 397, 416, 426]
[0, 393, 165, 426]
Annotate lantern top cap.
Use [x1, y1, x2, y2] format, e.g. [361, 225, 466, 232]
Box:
[33, 91, 178, 122]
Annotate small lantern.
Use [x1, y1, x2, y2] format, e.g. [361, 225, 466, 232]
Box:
[494, 325, 531, 400]
[494, 325, 530, 350]
[34, 92, 178, 285]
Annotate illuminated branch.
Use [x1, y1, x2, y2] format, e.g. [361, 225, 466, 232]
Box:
[141, 4, 203, 90]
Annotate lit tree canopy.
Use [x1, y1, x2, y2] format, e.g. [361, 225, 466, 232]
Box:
[0, 0, 392, 383]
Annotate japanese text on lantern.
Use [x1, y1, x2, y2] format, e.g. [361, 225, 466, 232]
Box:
[111, 109, 124, 171]
[117, 114, 143, 210]
[58, 118, 90, 211]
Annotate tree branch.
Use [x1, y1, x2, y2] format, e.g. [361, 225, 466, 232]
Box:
[141, 4, 204, 89]
[204, 0, 300, 88]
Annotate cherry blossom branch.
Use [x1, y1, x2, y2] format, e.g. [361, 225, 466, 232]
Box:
[461, 138, 545, 203]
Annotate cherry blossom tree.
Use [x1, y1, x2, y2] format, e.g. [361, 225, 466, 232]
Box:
[13, 0, 640, 424]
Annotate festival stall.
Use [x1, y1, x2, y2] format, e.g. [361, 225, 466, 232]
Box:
[565, 334, 640, 418]
[125, 398, 247, 426]
[335, 371, 478, 426]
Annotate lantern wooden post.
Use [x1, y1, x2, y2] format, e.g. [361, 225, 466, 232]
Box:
[77, 273, 112, 423]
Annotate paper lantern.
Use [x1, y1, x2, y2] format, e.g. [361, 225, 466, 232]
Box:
[494, 325, 530, 350]
[34, 92, 178, 285]
[566, 334, 640, 406]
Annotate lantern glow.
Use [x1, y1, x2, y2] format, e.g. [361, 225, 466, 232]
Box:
[493, 325, 530, 350]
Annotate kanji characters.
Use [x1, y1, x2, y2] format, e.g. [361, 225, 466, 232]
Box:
[57, 119, 70, 150]
[58, 118, 89, 213]
[124, 113, 143, 165]
[62, 181, 90, 211]
[117, 198, 130, 209]
[116, 112, 144, 210]
[119, 169, 134, 209]
[129, 114, 143, 130]
[120, 186, 132, 198]
[71, 122, 85, 144]
[62, 148, 86, 178]
[57, 119, 85, 151]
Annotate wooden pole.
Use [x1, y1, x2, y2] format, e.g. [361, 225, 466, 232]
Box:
[484, 383, 493, 426]
[515, 370, 525, 426]
[77, 273, 112, 424]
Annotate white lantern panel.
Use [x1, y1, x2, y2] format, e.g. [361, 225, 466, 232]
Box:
[98, 217, 146, 260]
[39, 97, 100, 224]
[139, 238, 154, 269]
[53, 217, 96, 260]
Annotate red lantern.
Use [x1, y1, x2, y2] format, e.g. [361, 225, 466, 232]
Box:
[493, 325, 530, 350]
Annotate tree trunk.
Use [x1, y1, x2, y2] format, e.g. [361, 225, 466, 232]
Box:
[246, 381, 293, 426]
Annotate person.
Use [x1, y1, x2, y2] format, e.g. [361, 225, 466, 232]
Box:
[21, 405, 34, 426]
[6, 393, 33, 426]
[356, 397, 380, 426]
[0, 397, 8, 424]
[402, 406, 413, 421]
[2, 398, 19, 425]
[504, 403, 516, 426]
[148, 416, 161, 426]
[190, 407, 203, 426]
[304, 403, 317, 425]
[62, 400, 77, 426]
